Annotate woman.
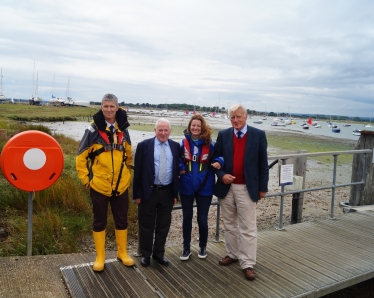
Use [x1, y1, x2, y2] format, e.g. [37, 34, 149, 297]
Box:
[178, 114, 223, 260]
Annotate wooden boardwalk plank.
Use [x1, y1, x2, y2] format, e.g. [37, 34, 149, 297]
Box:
[1, 211, 374, 297]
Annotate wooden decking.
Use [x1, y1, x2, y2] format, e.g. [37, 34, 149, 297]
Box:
[1, 211, 373, 297]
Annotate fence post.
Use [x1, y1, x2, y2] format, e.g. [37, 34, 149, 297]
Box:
[350, 130, 374, 206]
[27, 192, 34, 256]
[277, 159, 287, 230]
[329, 155, 338, 219]
[291, 150, 307, 224]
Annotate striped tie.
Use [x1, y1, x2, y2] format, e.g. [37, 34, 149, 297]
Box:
[158, 143, 167, 184]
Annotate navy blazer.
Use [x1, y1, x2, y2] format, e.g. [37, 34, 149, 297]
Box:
[133, 137, 180, 202]
[213, 125, 269, 202]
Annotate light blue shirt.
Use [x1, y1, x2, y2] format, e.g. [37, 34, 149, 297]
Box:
[154, 138, 173, 185]
[234, 125, 247, 138]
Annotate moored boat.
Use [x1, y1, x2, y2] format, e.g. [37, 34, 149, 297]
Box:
[73, 100, 90, 107]
[332, 127, 341, 133]
[352, 129, 361, 136]
[271, 122, 285, 127]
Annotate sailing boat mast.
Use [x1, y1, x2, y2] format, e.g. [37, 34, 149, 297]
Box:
[365, 114, 372, 128]
[35, 71, 39, 98]
[0, 68, 5, 100]
[29, 60, 36, 105]
[52, 73, 55, 98]
[31, 60, 35, 98]
[66, 77, 70, 99]
[29, 60, 42, 105]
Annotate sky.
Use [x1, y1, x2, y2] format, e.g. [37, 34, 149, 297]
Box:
[1, 0, 374, 117]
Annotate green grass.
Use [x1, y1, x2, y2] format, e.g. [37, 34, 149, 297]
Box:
[0, 102, 98, 121]
[266, 131, 356, 165]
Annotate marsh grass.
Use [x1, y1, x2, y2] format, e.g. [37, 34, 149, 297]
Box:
[0, 102, 98, 122]
[0, 118, 138, 257]
[266, 131, 355, 165]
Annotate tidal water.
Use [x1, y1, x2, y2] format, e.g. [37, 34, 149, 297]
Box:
[248, 117, 372, 141]
[34, 115, 372, 146]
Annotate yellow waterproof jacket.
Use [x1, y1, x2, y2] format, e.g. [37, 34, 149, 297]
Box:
[76, 108, 132, 197]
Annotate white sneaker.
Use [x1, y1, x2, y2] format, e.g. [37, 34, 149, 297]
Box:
[180, 249, 191, 261]
[198, 247, 207, 259]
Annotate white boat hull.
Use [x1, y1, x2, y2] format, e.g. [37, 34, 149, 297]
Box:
[73, 100, 90, 107]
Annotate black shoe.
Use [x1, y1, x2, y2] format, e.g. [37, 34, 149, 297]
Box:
[198, 247, 207, 259]
[180, 248, 191, 261]
[140, 257, 150, 267]
[152, 255, 169, 266]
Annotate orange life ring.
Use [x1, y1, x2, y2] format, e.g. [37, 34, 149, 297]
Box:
[0, 130, 64, 191]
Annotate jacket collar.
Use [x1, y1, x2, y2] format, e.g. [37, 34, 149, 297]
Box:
[93, 108, 130, 131]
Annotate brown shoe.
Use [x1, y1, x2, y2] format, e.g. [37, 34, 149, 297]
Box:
[219, 255, 238, 266]
[243, 267, 256, 280]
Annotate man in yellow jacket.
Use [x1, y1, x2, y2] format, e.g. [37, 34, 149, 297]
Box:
[76, 93, 134, 271]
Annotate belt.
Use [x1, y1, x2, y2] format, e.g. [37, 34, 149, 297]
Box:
[153, 184, 170, 189]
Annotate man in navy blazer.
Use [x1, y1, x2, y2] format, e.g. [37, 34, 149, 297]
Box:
[213, 104, 269, 281]
[133, 118, 180, 267]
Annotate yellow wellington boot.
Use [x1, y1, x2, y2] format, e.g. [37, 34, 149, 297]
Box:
[115, 229, 135, 266]
[92, 230, 106, 272]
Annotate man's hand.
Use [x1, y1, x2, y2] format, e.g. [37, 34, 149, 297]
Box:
[173, 198, 177, 205]
[258, 191, 267, 201]
[222, 174, 236, 184]
[211, 162, 221, 169]
[134, 198, 141, 204]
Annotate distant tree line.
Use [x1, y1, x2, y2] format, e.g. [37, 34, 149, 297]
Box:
[90, 101, 225, 112]
[88, 101, 365, 122]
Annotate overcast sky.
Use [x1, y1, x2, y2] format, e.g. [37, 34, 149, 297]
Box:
[1, 0, 374, 117]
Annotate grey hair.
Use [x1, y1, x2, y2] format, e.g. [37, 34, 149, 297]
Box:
[155, 118, 171, 129]
[101, 94, 119, 106]
[228, 103, 247, 116]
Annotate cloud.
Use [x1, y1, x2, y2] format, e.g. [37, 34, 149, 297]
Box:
[0, 0, 374, 117]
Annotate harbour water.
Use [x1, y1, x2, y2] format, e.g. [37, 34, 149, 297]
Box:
[247, 117, 372, 141]
[34, 114, 372, 144]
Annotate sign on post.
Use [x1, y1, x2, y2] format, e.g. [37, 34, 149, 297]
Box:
[280, 164, 293, 186]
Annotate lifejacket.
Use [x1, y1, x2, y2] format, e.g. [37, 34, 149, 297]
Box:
[183, 138, 211, 172]
[87, 126, 128, 196]
[183, 138, 210, 163]
[97, 129, 125, 152]
[88, 126, 126, 161]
